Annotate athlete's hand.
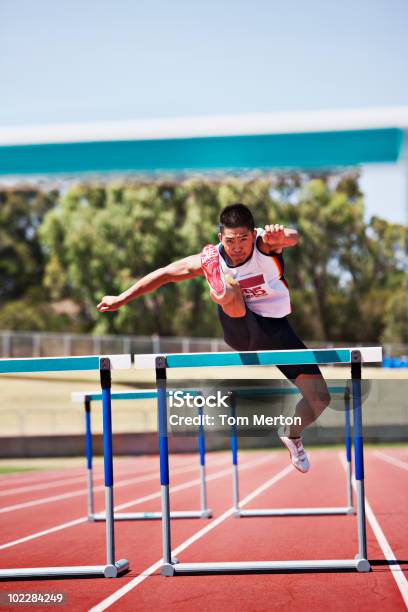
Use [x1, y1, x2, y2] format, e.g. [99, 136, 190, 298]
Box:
[262, 224, 286, 248]
[97, 296, 123, 313]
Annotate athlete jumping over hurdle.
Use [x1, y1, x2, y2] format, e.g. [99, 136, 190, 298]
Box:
[97, 203, 330, 473]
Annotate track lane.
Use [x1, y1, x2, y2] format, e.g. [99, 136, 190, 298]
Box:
[364, 450, 408, 581]
[0, 454, 232, 543]
[0, 452, 279, 611]
[96, 449, 407, 612]
[0, 449, 405, 612]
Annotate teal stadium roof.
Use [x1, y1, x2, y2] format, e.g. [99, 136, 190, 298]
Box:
[0, 107, 407, 176]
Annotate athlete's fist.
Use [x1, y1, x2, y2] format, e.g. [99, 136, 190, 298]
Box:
[97, 296, 123, 312]
[262, 224, 286, 247]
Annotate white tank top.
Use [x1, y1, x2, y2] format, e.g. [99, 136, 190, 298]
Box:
[217, 228, 292, 318]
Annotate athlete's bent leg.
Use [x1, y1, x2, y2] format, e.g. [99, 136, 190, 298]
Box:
[201, 244, 245, 317]
[282, 373, 331, 439]
[267, 320, 330, 472]
[212, 276, 246, 318]
[279, 374, 330, 472]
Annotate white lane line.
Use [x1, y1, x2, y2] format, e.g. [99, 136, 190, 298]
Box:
[89, 462, 293, 612]
[0, 467, 141, 497]
[0, 457, 231, 514]
[0, 453, 204, 487]
[0, 454, 228, 498]
[109, 454, 273, 513]
[0, 462, 158, 485]
[0, 475, 91, 497]
[0, 467, 162, 498]
[0, 517, 88, 550]
[373, 451, 408, 471]
[0, 472, 162, 514]
[340, 455, 408, 608]
[0, 455, 247, 549]
[0, 469, 87, 487]
[0, 466, 132, 490]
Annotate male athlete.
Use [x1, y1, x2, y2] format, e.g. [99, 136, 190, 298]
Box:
[97, 203, 330, 472]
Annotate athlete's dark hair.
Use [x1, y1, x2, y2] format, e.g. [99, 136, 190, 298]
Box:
[219, 203, 255, 232]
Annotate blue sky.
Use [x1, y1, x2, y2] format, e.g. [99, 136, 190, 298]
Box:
[1, 0, 407, 222]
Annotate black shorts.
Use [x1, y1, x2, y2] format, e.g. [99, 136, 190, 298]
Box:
[218, 306, 322, 381]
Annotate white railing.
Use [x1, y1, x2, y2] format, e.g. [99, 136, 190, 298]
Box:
[0, 330, 229, 358]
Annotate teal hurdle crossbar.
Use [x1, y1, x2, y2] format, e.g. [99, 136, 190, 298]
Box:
[133, 347, 382, 576]
[229, 385, 354, 517]
[0, 354, 131, 580]
[133, 347, 382, 370]
[71, 389, 212, 520]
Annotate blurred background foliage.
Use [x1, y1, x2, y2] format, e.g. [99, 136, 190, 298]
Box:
[0, 173, 406, 343]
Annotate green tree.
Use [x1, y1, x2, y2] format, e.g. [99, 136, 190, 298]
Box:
[28, 175, 407, 343]
[0, 188, 57, 301]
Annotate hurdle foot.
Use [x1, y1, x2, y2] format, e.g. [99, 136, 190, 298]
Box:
[161, 563, 176, 576]
[200, 509, 213, 519]
[346, 507, 356, 515]
[103, 559, 129, 578]
[354, 556, 370, 572]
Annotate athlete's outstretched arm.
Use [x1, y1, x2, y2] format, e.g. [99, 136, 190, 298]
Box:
[258, 224, 298, 254]
[97, 254, 203, 312]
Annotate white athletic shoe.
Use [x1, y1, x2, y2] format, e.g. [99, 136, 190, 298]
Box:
[279, 436, 310, 473]
[200, 244, 227, 299]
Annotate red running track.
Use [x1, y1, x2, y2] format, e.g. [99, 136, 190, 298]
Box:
[0, 448, 406, 612]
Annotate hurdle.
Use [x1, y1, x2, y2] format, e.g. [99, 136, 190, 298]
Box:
[71, 389, 212, 520]
[0, 355, 131, 580]
[134, 347, 382, 575]
[229, 385, 354, 517]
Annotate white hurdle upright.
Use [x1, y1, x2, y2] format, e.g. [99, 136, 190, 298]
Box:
[71, 389, 212, 520]
[229, 384, 354, 517]
[134, 346, 382, 576]
[0, 354, 131, 580]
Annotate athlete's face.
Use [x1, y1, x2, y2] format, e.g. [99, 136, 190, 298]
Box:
[218, 226, 257, 265]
